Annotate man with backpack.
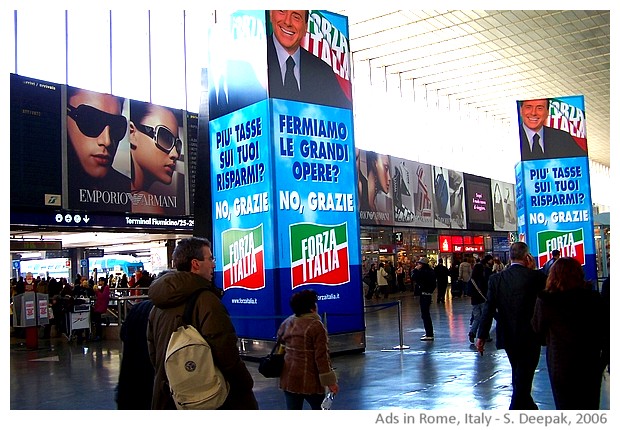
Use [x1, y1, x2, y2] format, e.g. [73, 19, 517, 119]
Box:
[147, 237, 258, 410]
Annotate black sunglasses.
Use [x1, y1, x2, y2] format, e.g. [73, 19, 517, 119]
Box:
[133, 123, 182, 155]
[67, 104, 127, 143]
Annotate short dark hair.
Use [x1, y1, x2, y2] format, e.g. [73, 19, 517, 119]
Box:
[552, 249, 561, 257]
[98, 277, 107, 283]
[172, 237, 212, 272]
[289, 289, 318, 316]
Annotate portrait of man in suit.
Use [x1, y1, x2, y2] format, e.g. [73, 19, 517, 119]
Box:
[267, 10, 352, 110]
[518, 98, 587, 161]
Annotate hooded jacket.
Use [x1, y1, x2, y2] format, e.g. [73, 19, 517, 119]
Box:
[147, 270, 257, 410]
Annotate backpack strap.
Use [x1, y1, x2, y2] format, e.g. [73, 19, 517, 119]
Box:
[182, 289, 208, 326]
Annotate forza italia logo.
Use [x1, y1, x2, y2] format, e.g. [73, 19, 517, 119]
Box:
[290, 222, 350, 289]
[221, 225, 265, 290]
[536, 228, 585, 266]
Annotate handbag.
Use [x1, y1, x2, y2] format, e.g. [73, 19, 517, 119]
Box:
[258, 341, 284, 378]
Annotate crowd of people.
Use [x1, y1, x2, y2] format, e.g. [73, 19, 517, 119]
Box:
[10, 269, 158, 342]
[12, 238, 609, 411]
[361, 243, 609, 410]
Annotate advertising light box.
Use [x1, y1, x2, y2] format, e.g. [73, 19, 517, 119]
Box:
[209, 10, 364, 342]
[515, 95, 596, 281]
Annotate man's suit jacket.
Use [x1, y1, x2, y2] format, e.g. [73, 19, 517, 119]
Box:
[267, 36, 352, 110]
[519, 125, 587, 161]
[477, 263, 546, 350]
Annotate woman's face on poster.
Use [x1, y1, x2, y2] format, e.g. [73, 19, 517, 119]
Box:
[131, 105, 180, 186]
[376, 154, 390, 193]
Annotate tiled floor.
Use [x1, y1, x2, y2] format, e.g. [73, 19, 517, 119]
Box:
[9, 289, 610, 410]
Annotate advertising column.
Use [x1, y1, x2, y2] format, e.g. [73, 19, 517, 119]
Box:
[514, 96, 596, 281]
[208, 10, 363, 344]
[267, 10, 362, 336]
[208, 10, 272, 339]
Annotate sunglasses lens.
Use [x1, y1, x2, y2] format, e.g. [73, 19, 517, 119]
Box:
[72, 105, 126, 142]
[74, 105, 106, 137]
[109, 116, 127, 142]
[156, 127, 176, 152]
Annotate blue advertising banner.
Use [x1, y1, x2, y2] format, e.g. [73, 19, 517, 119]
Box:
[516, 95, 596, 281]
[211, 102, 277, 339]
[271, 99, 362, 333]
[210, 10, 363, 340]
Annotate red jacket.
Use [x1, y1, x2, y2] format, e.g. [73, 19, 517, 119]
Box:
[93, 285, 110, 313]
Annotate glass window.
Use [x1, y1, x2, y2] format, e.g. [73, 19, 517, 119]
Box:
[15, 11, 66, 84]
[185, 10, 214, 113]
[111, 10, 150, 102]
[5, 12, 16, 73]
[150, 9, 186, 109]
[67, 10, 111, 93]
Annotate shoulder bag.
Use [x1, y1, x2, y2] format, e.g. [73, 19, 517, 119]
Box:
[470, 279, 486, 301]
[258, 339, 284, 378]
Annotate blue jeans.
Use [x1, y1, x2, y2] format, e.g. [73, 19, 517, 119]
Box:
[284, 391, 324, 410]
[469, 303, 484, 336]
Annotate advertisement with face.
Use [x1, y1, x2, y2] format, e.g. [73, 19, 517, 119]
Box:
[127, 100, 186, 216]
[267, 10, 352, 110]
[518, 96, 588, 161]
[358, 149, 394, 225]
[391, 156, 434, 227]
[515, 95, 596, 281]
[66, 85, 131, 211]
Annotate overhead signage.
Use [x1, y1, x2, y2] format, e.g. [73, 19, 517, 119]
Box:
[10, 240, 62, 251]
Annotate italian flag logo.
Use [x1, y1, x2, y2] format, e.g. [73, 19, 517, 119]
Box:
[290, 222, 350, 289]
[536, 228, 585, 266]
[221, 225, 265, 291]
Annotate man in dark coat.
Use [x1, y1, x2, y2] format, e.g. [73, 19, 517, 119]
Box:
[476, 242, 547, 409]
[518, 98, 586, 161]
[116, 299, 155, 409]
[411, 257, 437, 340]
[434, 258, 449, 303]
[147, 237, 258, 410]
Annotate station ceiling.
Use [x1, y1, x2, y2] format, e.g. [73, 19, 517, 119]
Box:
[10, 9, 611, 251]
[341, 9, 610, 165]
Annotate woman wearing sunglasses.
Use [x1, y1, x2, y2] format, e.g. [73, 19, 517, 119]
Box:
[128, 100, 183, 215]
[66, 87, 130, 211]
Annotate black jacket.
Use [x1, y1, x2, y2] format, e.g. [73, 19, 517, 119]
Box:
[411, 264, 436, 294]
[477, 263, 546, 350]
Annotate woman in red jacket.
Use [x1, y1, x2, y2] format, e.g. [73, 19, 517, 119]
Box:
[92, 277, 111, 341]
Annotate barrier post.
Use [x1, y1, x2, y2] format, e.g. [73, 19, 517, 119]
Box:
[392, 300, 409, 350]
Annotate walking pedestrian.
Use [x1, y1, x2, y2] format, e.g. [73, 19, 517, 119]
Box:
[476, 242, 547, 409]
